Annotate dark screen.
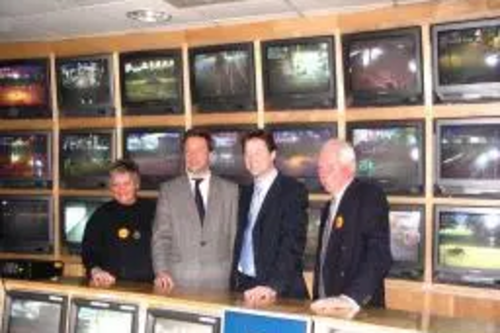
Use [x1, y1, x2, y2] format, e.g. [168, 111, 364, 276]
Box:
[209, 129, 250, 184]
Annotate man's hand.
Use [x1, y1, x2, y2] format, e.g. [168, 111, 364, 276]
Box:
[90, 267, 116, 287]
[154, 272, 175, 293]
[243, 285, 277, 307]
[310, 295, 360, 319]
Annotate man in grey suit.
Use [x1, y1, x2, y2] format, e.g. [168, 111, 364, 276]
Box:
[152, 129, 238, 292]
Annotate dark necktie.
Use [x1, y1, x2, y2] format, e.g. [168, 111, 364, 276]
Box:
[194, 178, 205, 223]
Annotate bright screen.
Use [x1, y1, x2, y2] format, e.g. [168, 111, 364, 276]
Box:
[7, 297, 64, 333]
[209, 129, 250, 184]
[0, 62, 48, 109]
[74, 304, 135, 333]
[390, 209, 422, 263]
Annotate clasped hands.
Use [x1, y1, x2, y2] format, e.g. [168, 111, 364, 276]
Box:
[310, 295, 360, 319]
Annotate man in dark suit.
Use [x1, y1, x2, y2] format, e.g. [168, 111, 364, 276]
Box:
[311, 139, 392, 316]
[231, 129, 309, 306]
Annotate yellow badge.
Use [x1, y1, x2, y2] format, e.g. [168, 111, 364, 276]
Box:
[118, 227, 130, 239]
[335, 216, 344, 229]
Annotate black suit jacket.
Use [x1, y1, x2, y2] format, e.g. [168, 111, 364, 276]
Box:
[231, 172, 309, 299]
[312, 179, 392, 307]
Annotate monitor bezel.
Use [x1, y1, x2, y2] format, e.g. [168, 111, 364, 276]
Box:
[56, 53, 115, 117]
[145, 308, 221, 333]
[346, 119, 425, 195]
[0, 195, 54, 254]
[0, 130, 53, 189]
[434, 117, 500, 197]
[122, 126, 184, 189]
[0, 57, 52, 119]
[261, 35, 336, 110]
[119, 49, 184, 115]
[342, 26, 424, 107]
[59, 128, 116, 189]
[189, 42, 256, 113]
[2, 290, 68, 333]
[431, 17, 500, 103]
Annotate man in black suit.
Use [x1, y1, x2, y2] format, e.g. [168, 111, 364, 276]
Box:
[231, 129, 309, 306]
[311, 139, 392, 316]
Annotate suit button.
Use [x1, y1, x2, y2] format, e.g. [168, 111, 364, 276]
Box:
[200, 241, 206, 247]
[341, 246, 346, 251]
[340, 271, 345, 277]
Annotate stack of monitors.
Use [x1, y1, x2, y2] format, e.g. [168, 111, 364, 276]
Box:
[60, 196, 109, 255]
[56, 54, 114, 117]
[69, 298, 138, 333]
[123, 127, 183, 189]
[346, 120, 424, 195]
[2, 290, 67, 333]
[224, 309, 311, 333]
[261, 36, 336, 110]
[0, 195, 53, 254]
[120, 49, 183, 115]
[145, 309, 220, 333]
[269, 124, 336, 193]
[435, 117, 500, 197]
[343, 27, 423, 107]
[389, 205, 424, 280]
[434, 206, 500, 287]
[60, 130, 115, 189]
[0, 131, 52, 188]
[189, 43, 256, 112]
[432, 17, 500, 103]
[0, 58, 51, 118]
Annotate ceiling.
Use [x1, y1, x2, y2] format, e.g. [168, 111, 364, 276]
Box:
[0, 0, 428, 43]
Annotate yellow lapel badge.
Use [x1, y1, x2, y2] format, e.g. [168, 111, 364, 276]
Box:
[335, 216, 344, 229]
[118, 227, 130, 240]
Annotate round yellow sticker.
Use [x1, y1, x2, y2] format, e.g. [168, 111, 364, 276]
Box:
[118, 227, 130, 239]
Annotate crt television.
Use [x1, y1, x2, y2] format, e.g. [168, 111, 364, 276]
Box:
[60, 129, 115, 189]
[145, 308, 220, 333]
[123, 127, 183, 189]
[435, 117, 500, 197]
[389, 204, 425, 280]
[261, 36, 336, 110]
[0, 131, 52, 188]
[119, 49, 183, 115]
[0, 58, 52, 118]
[1, 290, 67, 333]
[60, 196, 109, 255]
[347, 120, 424, 195]
[56, 54, 114, 117]
[434, 205, 500, 287]
[343, 26, 423, 106]
[0, 195, 53, 254]
[189, 42, 256, 112]
[69, 298, 138, 333]
[432, 17, 500, 103]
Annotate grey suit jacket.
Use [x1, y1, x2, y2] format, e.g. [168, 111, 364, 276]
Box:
[152, 174, 238, 291]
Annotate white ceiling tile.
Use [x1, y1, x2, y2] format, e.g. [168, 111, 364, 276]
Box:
[0, 0, 61, 17]
[195, 0, 296, 21]
[290, 0, 392, 13]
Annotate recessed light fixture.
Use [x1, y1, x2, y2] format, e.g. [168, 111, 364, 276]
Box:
[126, 9, 172, 23]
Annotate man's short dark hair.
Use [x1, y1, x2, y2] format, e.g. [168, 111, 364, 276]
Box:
[241, 129, 277, 153]
[109, 158, 140, 175]
[182, 128, 213, 152]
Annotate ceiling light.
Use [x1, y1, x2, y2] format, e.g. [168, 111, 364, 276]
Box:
[126, 9, 172, 23]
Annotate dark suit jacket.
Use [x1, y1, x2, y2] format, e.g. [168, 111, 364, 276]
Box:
[312, 179, 392, 307]
[231, 172, 309, 299]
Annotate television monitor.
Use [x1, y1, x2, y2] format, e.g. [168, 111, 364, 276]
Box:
[343, 27, 423, 107]
[189, 43, 256, 112]
[56, 54, 114, 117]
[261, 36, 336, 110]
[60, 196, 109, 255]
[224, 308, 311, 333]
[1, 290, 67, 333]
[389, 204, 425, 280]
[0, 195, 53, 253]
[123, 127, 183, 189]
[0, 131, 52, 188]
[435, 117, 500, 197]
[434, 205, 500, 287]
[432, 17, 500, 103]
[304, 200, 325, 271]
[0, 58, 52, 118]
[346, 120, 424, 195]
[200, 126, 253, 185]
[268, 124, 336, 193]
[60, 130, 115, 189]
[69, 298, 138, 333]
[145, 308, 220, 333]
[119, 49, 183, 115]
